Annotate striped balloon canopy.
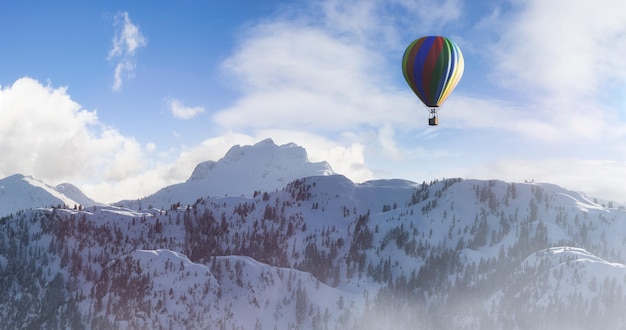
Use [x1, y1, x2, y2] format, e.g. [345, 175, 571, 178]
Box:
[402, 36, 464, 109]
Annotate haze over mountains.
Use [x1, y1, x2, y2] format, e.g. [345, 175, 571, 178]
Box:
[1, 139, 626, 328]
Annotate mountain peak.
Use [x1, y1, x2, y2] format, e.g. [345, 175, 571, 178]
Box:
[54, 183, 101, 208]
[187, 139, 332, 183]
[125, 139, 335, 207]
[255, 137, 277, 146]
[0, 174, 79, 217]
[3, 173, 28, 181]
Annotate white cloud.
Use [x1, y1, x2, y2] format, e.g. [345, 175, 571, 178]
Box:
[111, 61, 135, 92]
[0, 77, 147, 186]
[145, 142, 157, 153]
[167, 99, 205, 120]
[80, 132, 258, 202]
[377, 123, 402, 160]
[216, 17, 417, 137]
[492, 0, 626, 104]
[108, 12, 147, 91]
[390, 0, 462, 30]
[318, 0, 462, 48]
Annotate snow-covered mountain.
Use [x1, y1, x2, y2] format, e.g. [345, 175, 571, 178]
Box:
[2, 139, 626, 328]
[54, 182, 101, 208]
[0, 174, 97, 217]
[118, 138, 334, 209]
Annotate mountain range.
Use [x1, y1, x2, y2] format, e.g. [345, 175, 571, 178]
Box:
[1, 138, 625, 329]
[0, 174, 100, 217]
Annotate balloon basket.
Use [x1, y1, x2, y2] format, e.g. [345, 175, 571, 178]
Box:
[428, 117, 439, 126]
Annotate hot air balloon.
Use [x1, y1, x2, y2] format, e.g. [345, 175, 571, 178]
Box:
[402, 36, 464, 126]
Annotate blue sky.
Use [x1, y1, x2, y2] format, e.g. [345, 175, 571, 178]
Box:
[2, 0, 626, 203]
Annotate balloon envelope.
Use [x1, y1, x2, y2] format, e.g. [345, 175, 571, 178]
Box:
[402, 36, 464, 108]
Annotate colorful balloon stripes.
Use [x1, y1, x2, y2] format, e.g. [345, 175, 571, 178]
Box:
[402, 36, 464, 108]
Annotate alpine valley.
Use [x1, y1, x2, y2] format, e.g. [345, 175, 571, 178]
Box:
[1, 139, 626, 329]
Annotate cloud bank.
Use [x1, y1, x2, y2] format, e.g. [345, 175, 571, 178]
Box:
[0, 78, 147, 186]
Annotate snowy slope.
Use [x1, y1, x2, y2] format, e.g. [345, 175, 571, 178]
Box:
[93, 249, 357, 329]
[118, 138, 334, 209]
[0, 174, 85, 217]
[3, 175, 626, 328]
